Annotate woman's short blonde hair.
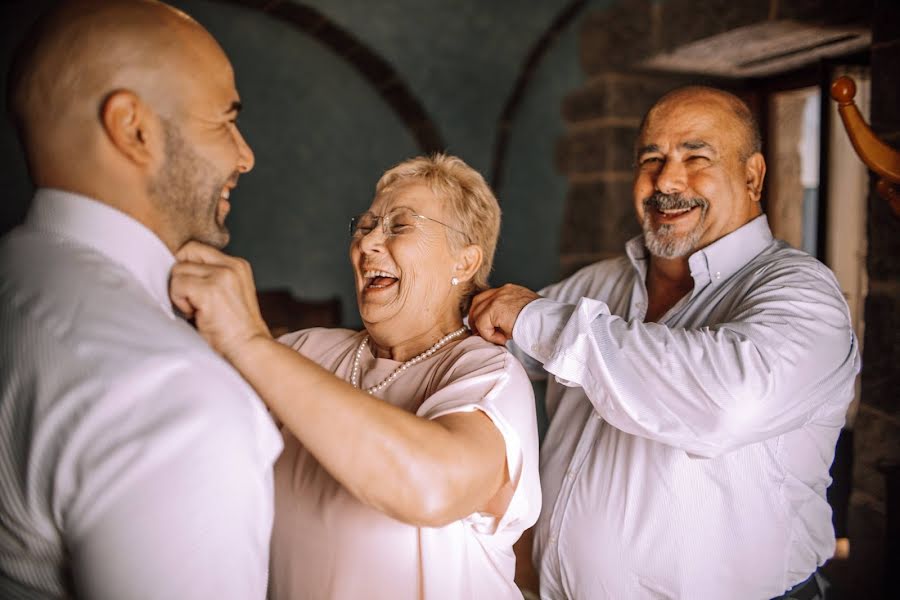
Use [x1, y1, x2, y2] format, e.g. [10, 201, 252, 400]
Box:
[374, 153, 501, 312]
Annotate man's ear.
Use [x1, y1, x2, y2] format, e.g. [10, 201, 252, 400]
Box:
[100, 90, 158, 167]
[745, 152, 766, 203]
[453, 244, 484, 284]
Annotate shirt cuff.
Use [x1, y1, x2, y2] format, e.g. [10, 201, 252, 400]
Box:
[512, 298, 577, 364]
[540, 296, 613, 387]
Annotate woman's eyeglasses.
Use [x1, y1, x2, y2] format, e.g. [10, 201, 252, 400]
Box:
[349, 206, 468, 240]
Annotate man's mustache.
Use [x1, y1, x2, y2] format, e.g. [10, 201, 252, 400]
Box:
[643, 192, 709, 212]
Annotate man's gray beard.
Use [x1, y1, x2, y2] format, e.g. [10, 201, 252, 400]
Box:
[641, 193, 709, 259]
[643, 220, 703, 258]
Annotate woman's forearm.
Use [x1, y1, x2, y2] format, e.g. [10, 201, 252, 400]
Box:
[228, 336, 506, 526]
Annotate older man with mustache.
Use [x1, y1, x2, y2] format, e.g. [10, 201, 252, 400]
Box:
[469, 86, 859, 600]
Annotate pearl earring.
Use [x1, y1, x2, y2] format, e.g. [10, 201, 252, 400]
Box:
[451, 277, 459, 286]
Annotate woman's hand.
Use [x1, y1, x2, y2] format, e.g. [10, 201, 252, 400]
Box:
[169, 241, 273, 362]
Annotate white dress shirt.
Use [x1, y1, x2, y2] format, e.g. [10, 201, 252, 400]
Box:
[512, 216, 859, 599]
[0, 189, 283, 599]
[269, 328, 542, 600]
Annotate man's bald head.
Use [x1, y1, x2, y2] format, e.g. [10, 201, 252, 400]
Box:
[637, 86, 761, 163]
[6, 0, 254, 252]
[8, 0, 227, 169]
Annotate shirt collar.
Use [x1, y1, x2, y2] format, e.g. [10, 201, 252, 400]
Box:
[687, 215, 773, 289]
[26, 188, 177, 317]
[625, 233, 650, 283]
[625, 214, 774, 291]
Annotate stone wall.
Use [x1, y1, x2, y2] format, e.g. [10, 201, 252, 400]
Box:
[556, 73, 679, 274]
[853, 0, 900, 595]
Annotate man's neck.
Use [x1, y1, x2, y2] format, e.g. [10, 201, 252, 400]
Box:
[645, 255, 693, 322]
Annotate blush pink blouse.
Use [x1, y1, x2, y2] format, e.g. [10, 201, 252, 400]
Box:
[268, 328, 540, 600]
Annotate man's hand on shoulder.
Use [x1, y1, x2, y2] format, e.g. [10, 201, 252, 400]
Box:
[468, 284, 540, 345]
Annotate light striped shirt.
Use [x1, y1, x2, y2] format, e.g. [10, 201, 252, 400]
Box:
[513, 215, 859, 599]
[0, 189, 282, 599]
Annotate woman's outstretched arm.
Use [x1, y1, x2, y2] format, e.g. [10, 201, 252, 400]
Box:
[169, 241, 508, 527]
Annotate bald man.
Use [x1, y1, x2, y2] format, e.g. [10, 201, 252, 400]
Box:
[470, 87, 859, 599]
[0, 1, 281, 598]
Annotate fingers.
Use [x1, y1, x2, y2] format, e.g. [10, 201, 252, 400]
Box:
[170, 282, 197, 319]
[175, 240, 228, 264]
[169, 262, 220, 315]
[170, 253, 257, 306]
[481, 327, 511, 346]
[468, 284, 540, 345]
[168, 249, 271, 359]
[175, 243, 257, 299]
[469, 291, 507, 344]
[468, 287, 499, 328]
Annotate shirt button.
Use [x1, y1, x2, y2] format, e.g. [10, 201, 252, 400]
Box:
[532, 344, 540, 354]
[565, 470, 573, 479]
[714, 271, 722, 280]
[549, 534, 558, 545]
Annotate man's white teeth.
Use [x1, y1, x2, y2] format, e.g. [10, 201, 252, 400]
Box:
[363, 270, 397, 279]
[660, 207, 691, 215]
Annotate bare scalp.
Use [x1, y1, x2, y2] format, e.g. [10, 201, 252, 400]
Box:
[637, 86, 761, 163]
[8, 0, 218, 157]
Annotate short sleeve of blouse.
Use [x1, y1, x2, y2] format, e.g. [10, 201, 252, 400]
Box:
[418, 338, 541, 537]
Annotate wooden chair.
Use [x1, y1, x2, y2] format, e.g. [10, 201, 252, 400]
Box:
[830, 76, 900, 217]
[256, 289, 342, 338]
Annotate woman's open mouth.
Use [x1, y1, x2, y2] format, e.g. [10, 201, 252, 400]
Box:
[363, 269, 399, 290]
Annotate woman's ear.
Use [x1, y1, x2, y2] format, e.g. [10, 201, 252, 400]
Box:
[453, 244, 483, 284]
[100, 90, 160, 168]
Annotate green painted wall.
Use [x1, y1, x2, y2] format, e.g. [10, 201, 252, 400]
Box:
[0, 0, 614, 326]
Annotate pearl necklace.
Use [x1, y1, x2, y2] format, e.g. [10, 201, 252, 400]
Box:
[350, 326, 468, 395]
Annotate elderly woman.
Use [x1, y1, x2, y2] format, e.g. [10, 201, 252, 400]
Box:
[170, 154, 540, 599]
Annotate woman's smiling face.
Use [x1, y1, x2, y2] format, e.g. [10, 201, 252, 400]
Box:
[350, 181, 463, 334]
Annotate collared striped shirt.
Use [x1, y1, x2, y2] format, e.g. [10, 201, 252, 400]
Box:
[0, 189, 282, 599]
[513, 216, 859, 599]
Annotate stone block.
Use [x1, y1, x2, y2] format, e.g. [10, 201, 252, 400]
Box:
[851, 454, 884, 510]
[579, 0, 655, 75]
[866, 187, 900, 282]
[827, 492, 885, 599]
[773, 0, 828, 21]
[658, 0, 769, 55]
[555, 125, 638, 176]
[822, 0, 876, 26]
[872, 0, 900, 44]
[860, 288, 900, 416]
[561, 73, 686, 124]
[870, 41, 900, 137]
[559, 179, 639, 256]
[852, 407, 900, 501]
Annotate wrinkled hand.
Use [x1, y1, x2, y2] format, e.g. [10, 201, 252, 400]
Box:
[468, 284, 540, 345]
[169, 241, 272, 362]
